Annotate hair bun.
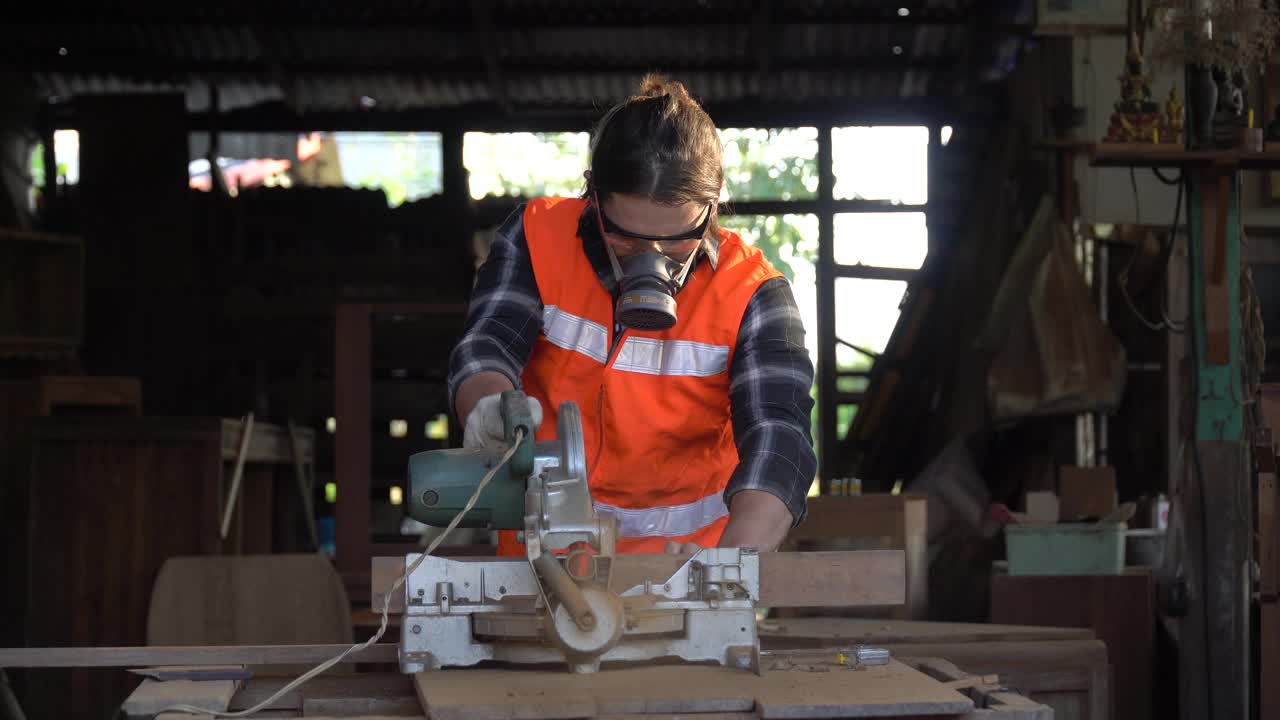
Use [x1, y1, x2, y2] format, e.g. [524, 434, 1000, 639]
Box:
[636, 72, 690, 101]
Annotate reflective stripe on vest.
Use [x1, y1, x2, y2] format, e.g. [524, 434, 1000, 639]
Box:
[542, 304, 608, 364]
[541, 306, 730, 377]
[613, 336, 730, 377]
[594, 491, 729, 538]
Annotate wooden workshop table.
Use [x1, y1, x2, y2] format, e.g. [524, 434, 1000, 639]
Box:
[759, 618, 1109, 720]
[113, 653, 1050, 719]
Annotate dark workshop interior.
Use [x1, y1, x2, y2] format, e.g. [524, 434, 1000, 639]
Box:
[1, 1, 1279, 719]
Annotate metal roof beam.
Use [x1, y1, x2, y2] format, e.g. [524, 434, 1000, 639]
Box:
[6, 9, 981, 28]
[159, 98, 966, 133]
[471, 0, 510, 113]
[12, 56, 957, 77]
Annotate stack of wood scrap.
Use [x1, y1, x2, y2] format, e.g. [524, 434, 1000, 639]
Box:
[759, 618, 1108, 720]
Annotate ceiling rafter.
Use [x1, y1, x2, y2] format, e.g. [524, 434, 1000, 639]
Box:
[470, 0, 511, 114]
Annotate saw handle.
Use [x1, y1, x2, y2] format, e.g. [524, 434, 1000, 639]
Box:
[532, 551, 597, 631]
[500, 390, 536, 477]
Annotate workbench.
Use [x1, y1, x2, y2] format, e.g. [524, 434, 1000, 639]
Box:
[107, 652, 1050, 719]
[760, 618, 1109, 720]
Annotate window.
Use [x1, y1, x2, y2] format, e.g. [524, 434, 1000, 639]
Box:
[720, 127, 818, 202]
[820, 125, 930, 474]
[187, 131, 444, 205]
[832, 126, 928, 204]
[330, 132, 442, 205]
[28, 129, 79, 211]
[834, 212, 928, 269]
[464, 132, 590, 200]
[835, 277, 907, 363]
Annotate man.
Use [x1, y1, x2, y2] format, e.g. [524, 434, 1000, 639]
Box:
[447, 74, 816, 555]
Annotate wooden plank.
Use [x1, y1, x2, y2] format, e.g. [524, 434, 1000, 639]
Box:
[882, 640, 1108, 720]
[751, 658, 972, 719]
[294, 712, 424, 717]
[145, 554, 353, 648]
[336, 303, 373, 578]
[121, 669, 240, 718]
[301, 695, 423, 716]
[220, 417, 315, 464]
[1200, 167, 1231, 366]
[781, 495, 928, 618]
[786, 494, 925, 542]
[1088, 145, 1280, 168]
[757, 618, 1093, 648]
[1203, 283, 1231, 365]
[905, 657, 1053, 720]
[1262, 470, 1278, 598]
[598, 715, 754, 720]
[374, 550, 905, 613]
[228, 673, 414, 712]
[759, 550, 905, 607]
[1263, 601, 1280, 720]
[419, 670, 595, 720]
[415, 660, 971, 720]
[0, 643, 399, 668]
[37, 375, 141, 415]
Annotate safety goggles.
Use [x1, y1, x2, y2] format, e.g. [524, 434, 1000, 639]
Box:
[591, 189, 712, 260]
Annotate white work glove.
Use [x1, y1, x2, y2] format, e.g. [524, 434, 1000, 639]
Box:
[462, 393, 543, 449]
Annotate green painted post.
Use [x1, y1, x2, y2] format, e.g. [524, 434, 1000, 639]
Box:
[1182, 166, 1250, 720]
[1185, 170, 1243, 442]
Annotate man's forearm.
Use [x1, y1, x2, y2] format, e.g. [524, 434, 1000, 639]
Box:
[455, 371, 515, 423]
[717, 489, 793, 552]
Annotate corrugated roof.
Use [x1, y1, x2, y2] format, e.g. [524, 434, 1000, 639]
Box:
[6, 0, 1028, 114]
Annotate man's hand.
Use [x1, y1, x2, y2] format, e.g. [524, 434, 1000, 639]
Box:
[461, 392, 543, 449]
[455, 371, 516, 430]
[716, 490, 793, 552]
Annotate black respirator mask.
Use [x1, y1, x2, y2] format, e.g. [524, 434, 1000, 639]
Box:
[605, 245, 700, 331]
[591, 183, 711, 332]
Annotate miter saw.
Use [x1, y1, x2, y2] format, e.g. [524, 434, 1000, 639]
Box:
[397, 390, 763, 675]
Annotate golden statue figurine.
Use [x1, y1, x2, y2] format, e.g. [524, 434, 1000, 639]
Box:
[1103, 30, 1164, 143]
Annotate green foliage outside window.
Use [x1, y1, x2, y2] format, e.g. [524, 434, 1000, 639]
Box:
[721, 127, 818, 202]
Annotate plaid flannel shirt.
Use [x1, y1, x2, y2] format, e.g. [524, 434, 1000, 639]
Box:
[447, 202, 816, 525]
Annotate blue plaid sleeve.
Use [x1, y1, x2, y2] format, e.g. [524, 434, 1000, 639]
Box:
[446, 203, 544, 419]
[724, 277, 817, 526]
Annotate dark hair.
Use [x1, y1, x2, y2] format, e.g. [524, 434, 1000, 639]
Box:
[588, 73, 723, 208]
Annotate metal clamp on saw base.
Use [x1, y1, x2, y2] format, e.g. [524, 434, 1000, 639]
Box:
[399, 390, 762, 675]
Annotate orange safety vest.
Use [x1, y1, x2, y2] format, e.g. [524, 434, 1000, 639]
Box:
[495, 197, 783, 556]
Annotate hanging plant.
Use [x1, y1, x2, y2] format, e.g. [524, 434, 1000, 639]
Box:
[1143, 0, 1280, 74]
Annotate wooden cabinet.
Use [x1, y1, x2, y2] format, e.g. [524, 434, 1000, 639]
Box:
[991, 568, 1156, 720]
[18, 416, 314, 719]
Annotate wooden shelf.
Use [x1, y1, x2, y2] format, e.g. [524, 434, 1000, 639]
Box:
[1033, 140, 1094, 151]
[1089, 143, 1280, 169]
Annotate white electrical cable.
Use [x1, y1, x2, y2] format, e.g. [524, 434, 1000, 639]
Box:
[158, 428, 526, 718]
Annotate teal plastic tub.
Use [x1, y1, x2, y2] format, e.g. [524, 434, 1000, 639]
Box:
[1005, 522, 1126, 576]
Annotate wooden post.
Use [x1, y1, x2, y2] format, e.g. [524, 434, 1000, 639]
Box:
[815, 124, 836, 485]
[1181, 164, 1250, 720]
[335, 303, 372, 578]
